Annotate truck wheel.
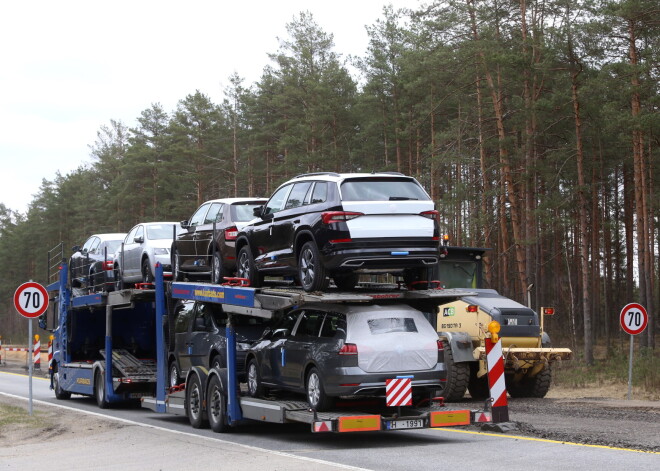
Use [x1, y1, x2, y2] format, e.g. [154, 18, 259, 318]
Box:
[95, 371, 109, 409]
[186, 374, 208, 429]
[306, 367, 333, 411]
[207, 375, 228, 433]
[299, 242, 328, 292]
[467, 366, 490, 400]
[440, 340, 469, 401]
[247, 359, 264, 397]
[53, 370, 71, 400]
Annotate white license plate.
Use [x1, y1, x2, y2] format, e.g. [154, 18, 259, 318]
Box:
[386, 419, 425, 430]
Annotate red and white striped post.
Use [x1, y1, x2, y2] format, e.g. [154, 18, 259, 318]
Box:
[485, 321, 509, 422]
[48, 335, 54, 370]
[33, 335, 41, 370]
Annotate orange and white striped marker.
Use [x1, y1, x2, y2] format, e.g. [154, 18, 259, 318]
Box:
[485, 336, 509, 422]
[386, 377, 412, 407]
[48, 336, 54, 370]
[33, 335, 41, 369]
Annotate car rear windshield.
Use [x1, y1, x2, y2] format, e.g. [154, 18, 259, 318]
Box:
[340, 178, 429, 201]
[231, 203, 263, 222]
[367, 317, 418, 334]
[147, 224, 178, 240]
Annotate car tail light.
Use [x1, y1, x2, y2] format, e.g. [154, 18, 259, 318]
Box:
[339, 343, 358, 355]
[420, 210, 439, 222]
[225, 226, 238, 241]
[437, 339, 444, 350]
[103, 261, 113, 271]
[329, 238, 352, 244]
[322, 211, 364, 225]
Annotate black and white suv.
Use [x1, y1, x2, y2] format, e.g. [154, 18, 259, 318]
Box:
[235, 172, 440, 292]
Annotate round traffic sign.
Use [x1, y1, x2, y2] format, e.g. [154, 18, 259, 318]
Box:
[13, 282, 49, 318]
[619, 303, 648, 336]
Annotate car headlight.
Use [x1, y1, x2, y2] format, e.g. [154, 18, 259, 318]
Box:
[154, 248, 169, 255]
[237, 342, 251, 351]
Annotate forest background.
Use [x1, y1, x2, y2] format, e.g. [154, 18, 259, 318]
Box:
[0, 0, 658, 368]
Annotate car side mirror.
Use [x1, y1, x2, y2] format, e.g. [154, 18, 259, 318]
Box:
[253, 206, 263, 218]
[134, 236, 144, 243]
[180, 220, 190, 229]
[72, 245, 81, 253]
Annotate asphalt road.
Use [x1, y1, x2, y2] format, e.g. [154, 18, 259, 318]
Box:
[1, 370, 658, 471]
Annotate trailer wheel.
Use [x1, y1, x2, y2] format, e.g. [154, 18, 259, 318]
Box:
[439, 340, 469, 401]
[247, 359, 264, 397]
[207, 375, 228, 433]
[186, 374, 208, 428]
[95, 371, 109, 409]
[53, 370, 71, 400]
[306, 367, 333, 411]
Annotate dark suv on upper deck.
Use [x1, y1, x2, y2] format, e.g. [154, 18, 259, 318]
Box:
[235, 172, 440, 292]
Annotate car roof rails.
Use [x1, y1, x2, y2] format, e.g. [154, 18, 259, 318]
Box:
[293, 172, 341, 179]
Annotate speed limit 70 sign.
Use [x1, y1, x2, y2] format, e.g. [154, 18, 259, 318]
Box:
[14, 282, 49, 318]
[619, 303, 648, 336]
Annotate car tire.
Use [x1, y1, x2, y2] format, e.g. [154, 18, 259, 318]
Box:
[333, 273, 359, 291]
[172, 248, 183, 281]
[298, 241, 328, 292]
[211, 355, 224, 372]
[237, 246, 262, 288]
[211, 251, 224, 284]
[142, 258, 154, 284]
[114, 266, 124, 290]
[247, 358, 264, 398]
[186, 374, 208, 428]
[306, 367, 333, 411]
[169, 361, 181, 387]
[53, 369, 71, 400]
[207, 375, 229, 433]
[95, 370, 110, 409]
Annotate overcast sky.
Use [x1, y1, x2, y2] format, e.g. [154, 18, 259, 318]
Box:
[0, 0, 421, 214]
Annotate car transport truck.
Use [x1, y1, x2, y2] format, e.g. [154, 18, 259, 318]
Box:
[42, 244, 491, 433]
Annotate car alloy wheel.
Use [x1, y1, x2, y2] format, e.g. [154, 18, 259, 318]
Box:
[298, 241, 328, 292]
[237, 246, 261, 288]
[211, 251, 224, 284]
[142, 259, 153, 283]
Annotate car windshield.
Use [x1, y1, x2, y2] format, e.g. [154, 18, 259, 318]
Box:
[340, 178, 430, 201]
[231, 203, 263, 222]
[146, 224, 178, 240]
[367, 317, 418, 334]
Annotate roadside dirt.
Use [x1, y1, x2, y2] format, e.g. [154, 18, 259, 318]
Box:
[1, 354, 658, 453]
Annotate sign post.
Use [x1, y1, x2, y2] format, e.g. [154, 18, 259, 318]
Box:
[619, 303, 648, 400]
[13, 281, 49, 416]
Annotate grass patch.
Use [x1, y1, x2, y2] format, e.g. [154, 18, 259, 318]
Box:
[553, 345, 659, 394]
[0, 402, 50, 434]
